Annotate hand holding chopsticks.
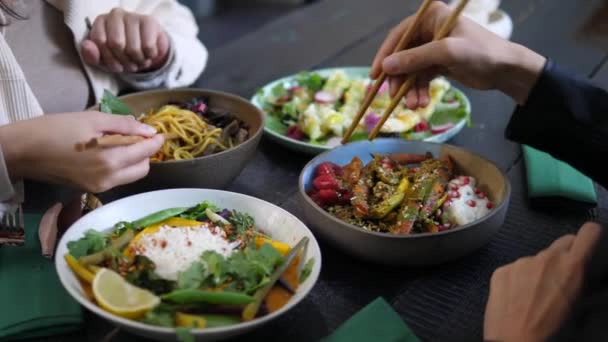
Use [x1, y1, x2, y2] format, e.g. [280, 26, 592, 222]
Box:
[342, 0, 470, 143]
[74, 132, 177, 152]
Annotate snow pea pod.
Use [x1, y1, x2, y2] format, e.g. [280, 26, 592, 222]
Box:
[132, 207, 189, 229]
[162, 289, 254, 306]
[79, 229, 135, 265]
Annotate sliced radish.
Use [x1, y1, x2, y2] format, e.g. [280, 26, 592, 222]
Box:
[431, 123, 455, 134]
[378, 81, 389, 94]
[314, 91, 337, 104]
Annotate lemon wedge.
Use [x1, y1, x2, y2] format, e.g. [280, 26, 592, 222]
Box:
[92, 268, 160, 319]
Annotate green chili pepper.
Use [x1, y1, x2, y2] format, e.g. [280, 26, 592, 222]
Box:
[162, 290, 254, 306]
[242, 237, 309, 321]
[132, 207, 190, 229]
[79, 229, 135, 265]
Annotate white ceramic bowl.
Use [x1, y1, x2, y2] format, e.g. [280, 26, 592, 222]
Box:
[55, 189, 322, 341]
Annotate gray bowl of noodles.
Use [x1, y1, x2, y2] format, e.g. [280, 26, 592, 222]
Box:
[91, 88, 263, 196]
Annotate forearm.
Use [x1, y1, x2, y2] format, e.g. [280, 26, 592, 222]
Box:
[505, 59, 608, 188]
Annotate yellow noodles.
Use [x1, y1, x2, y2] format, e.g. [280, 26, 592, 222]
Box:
[140, 105, 228, 161]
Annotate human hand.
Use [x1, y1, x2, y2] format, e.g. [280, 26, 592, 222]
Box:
[370, 1, 546, 107]
[0, 112, 164, 193]
[483, 222, 603, 342]
[81, 8, 170, 74]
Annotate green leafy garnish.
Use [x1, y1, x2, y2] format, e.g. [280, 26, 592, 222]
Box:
[270, 83, 287, 99]
[255, 87, 265, 97]
[299, 258, 315, 283]
[100, 89, 133, 115]
[228, 210, 255, 243]
[405, 131, 432, 140]
[265, 115, 289, 135]
[176, 327, 194, 342]
[347, 131, 369, 142]
[283, 100, 298, 118]
[429, 107, 469, 127]
[67, 230, 107, 258]
[111, 221, 134, 238]
[141, 303, 177, 327]
[177, 261, 206, 290]
[125, 255, 175, 294]
[174, 244, 284, 294]
[296, 72, 324, 92]
[178, 201, 221, 221]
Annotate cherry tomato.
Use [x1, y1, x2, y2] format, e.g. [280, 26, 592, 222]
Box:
[317, 189, 339, 205]
[313, 174, 339, 190]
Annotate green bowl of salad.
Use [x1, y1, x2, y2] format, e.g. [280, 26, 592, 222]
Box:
[251, 67, 471, 155]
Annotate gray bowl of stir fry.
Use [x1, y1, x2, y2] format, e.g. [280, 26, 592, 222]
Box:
[299, 139, 510, 266]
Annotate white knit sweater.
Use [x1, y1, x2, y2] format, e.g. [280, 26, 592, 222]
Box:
[0, 0, 208, 214]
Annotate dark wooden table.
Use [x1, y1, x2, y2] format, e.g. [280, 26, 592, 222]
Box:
[50, 1, 608, 341]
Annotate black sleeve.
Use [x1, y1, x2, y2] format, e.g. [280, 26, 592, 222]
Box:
[505, 59, 608, 188]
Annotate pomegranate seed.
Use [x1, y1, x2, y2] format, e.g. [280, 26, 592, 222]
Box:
[450, 184, 459, 191]
[486, 202, 494, 209]
[466, 200, 476, 207]
[460, 176, 470, 185]
[476, 192, 486, 199]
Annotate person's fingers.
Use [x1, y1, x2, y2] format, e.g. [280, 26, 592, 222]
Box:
[416, 72, 435, 108]
[99, 158, 152, 191]
[140, 16, 160, 60]
[80, 39, 101, 66]
[382, 38, 460, 77]
[124, 15, 146, 65]
[388, 75, 405, 98]
[371, 16, 413, 79]
[484, 266, 509, 339]
[405, 81, 419, 110]
[90, 15, 122, 72]
[149, 30, 170, 68]
[105, 134, 164, 168]
[547, 234, 577, 254]
[94, 113, 157, 137]
[106, 9, 137, 72]
[569, 222, 603, 264]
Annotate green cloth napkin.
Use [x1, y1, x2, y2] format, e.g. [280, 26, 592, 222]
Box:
[322, 298, 420, 342]
[0, 213, 82, 340]
[523, 145, 597, 204]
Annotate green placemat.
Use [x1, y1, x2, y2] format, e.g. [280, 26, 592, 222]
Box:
[523, 145, 597, 204]
[0, 213, 82, 340]
[322, 297, 420, 342]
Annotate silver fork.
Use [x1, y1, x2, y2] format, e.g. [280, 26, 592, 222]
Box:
[0, 205, 25, 246]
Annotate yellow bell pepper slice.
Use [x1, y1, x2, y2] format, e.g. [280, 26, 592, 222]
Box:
[64, 253, 95, 283]
[176, 312, 207, 328]
[254, 236, 291, 256]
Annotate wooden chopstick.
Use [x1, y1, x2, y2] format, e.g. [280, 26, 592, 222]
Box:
[341, 0, 434, 144]
[367, 0, 470, 141]
[74, 133, 179, 151]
